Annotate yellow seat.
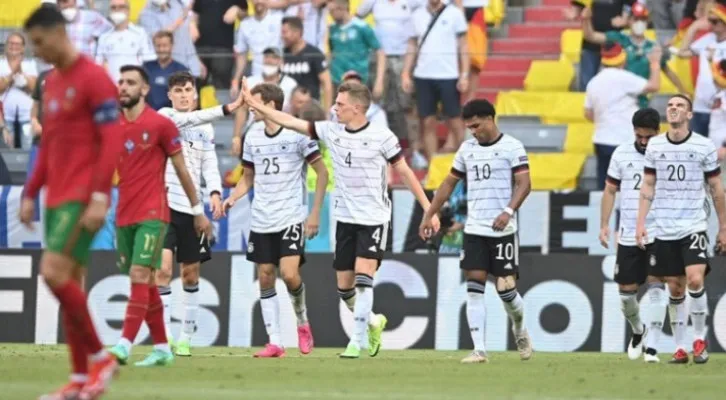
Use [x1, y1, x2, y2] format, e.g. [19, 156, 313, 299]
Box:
[130, 0, 147, 23]
[524, 60, 574, 92]
[0, 0, 40, 28]
[485, 0, 506, 27]
[565, 123, 594, 155]
[529, 153, 587, 190]
[425, 153, 456, 190]
[496, 91, 587, 124]
[561, 29, 583, 64]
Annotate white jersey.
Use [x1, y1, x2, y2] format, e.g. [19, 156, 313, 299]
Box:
[644, 132, 719, 240]
[606, 142, 657, 246]
[310, 121, 403, 226]
[242, 126, 321, 233]
[452, 135, 529, 238]
[96, 24, 155, 83]
[159, 107, 224, 215]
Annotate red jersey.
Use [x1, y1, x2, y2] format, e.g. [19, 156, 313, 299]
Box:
[24, 55, 123, 207]
[116, 106, 183, 227]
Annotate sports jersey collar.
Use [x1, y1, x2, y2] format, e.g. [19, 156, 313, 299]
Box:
[666, 130, 692, 145]
[264, 125, 284, 138]
[477, 133, 503, 147]
[345, 121, 370, 134]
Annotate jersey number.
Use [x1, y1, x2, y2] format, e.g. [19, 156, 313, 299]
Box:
[282, 224, 304, 247]
[667, 164, 686, 181]
[689, 233, 707, 251]
[345, 152, 352, 167]
[143, 233, 157, 252]
[495, 242, 514, 261]
[262, 157, 280, 175]
[633, 173, 642, 190]
[473, 164, 491, 181]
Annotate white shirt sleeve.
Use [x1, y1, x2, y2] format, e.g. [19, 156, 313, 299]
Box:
[452, 144, 466, 177]
[452, 7, 468, 35]
[95, 34, 108, 65]
[140, 30, 157, 62]
[242, 133, 254, 167]
[584, 85, 594, 109]
[644, 144, 656, 171]
[356, 0, 376, 17]
[380, 130, 403, 163]
[606, 149, 622, 184]
[234, 24, 248, 54]
[311, 120, 333, 144]
[702, 141, 720, 175]
[298, 134, 322, 162]
[690, 34, 714, 55]
[620, 71, 649, 96]
[159, 106, 227, 128]
[508, 141, 529, 172]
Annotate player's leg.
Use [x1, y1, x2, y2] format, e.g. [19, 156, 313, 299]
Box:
[157, 221, 178, 347]
[643, 243, 667, 363]
[653, 238, 689, 364]
[174, 213, 204, 356]
[279, 223, 313, 354]
[614, 245, 647, 360]
[682, 232, 710, 363]
[459, 234, 489, 364]
[136, 261, 175, 366]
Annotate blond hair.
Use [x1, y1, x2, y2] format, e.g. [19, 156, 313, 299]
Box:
[337, 81, 371, 111]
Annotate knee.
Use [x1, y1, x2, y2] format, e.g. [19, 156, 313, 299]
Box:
[686, 273, 704, 291]
[40, 257, 72, 289]
[181, 264, 199, 285]
[129, 266, 151, 284]
[667, 279, 685, 297]
[280, 268, 299, 288]
[257, 267, 276, 289]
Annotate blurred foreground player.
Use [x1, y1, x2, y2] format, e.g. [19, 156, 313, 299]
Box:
[637, 94, 726, 364]
[108, 66, 213, 367]
[19, 6, 122, 399]
[223, 83, 329, 357]
[420, 99, 533, 364]
[599, 108, 667, 363]
[240, 78, 439, 359]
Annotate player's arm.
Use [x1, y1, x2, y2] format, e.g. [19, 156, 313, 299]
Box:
[232, 104, 250, 154]
[507, 165, 531, 213]
[600, 174, 619, 248]
[200, 139, 223, 208]
[707, 173, 726, 228]
[241, 78, 311, 134]
[306, 143, 328, 238]
[580, 7, 607, 44]
[164, 92, 245, 127]
[637, 166, 656, 246]
[229, 165, 254, 203]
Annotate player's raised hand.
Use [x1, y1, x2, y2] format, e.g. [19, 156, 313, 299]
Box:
[492, 212, 511, 232]
[210, 194, 223, 220]
[635, 223, 648, 250]
[19, 197, 35, 230]
[599, 226, 610, 249]
[193, 214, 214, 240]
[221, 197, 236, 217]
[305, 212, 320, 239]
[80, 196, 108, 233]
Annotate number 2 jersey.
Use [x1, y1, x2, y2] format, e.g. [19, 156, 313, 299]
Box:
[451, 135, 529, 238]
[242, 125, 321, 233]
[644, 132, 720, 240]
[606, 143, 656, 246]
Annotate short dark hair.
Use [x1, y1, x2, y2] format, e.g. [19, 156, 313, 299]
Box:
[282, 16, 304, 33]
[462, 99, 496, 119]
[168, 71, 195, 89]
[292, 86, 311, 96]
[153, 30, 174, 44]
[632, 108, 661, 131]
[251, 83, 285, 111]
[120, 65, 149, 84]
[669, 94, 693, 111]
[24, 5, 66, 31]
[262, 47, 282, 59]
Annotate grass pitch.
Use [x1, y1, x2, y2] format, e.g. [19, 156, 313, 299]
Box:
[0, 344, 722, 400]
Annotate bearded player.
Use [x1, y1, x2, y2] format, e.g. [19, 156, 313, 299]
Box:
[106, 65, 214, 367]
[20, 6, 122, 400]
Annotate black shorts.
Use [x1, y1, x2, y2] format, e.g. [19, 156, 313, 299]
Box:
[333, 221, 388, 271]
[460, 233, 519, 278]
[653, 232, 711, 277]
[247, 222, 306, 266]
[164, 209, 212, 264]
[414, 78, 462, 119]
[615, 244, 657, 285]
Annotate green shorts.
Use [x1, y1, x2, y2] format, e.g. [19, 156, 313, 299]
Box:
[116, 220, 168, 274]
[45, 202, 96, 266]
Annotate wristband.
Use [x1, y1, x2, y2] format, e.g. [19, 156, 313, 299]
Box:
[504, 207, 514, 216]
[91, 192, 109, 205]
[191, 203, 204, 216]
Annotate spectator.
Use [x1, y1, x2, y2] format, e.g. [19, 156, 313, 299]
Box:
[96, 0, 155, 83]
[402, 0, 468, 163]
[280, 16, 333, 110]
[0, 33, 38, 150]
[276, 0, 329, 51]
[139, 0, 203, 80]
[0, 104, 10, 148]
[232, 48, 298, 155]
[672, 0, 713, 88]
[143, 31, 190, 110]
[330, 70, 388, 127]
[328, 0, 386, 96]
[289, 85, 315, 117]
[566, 0, 636, 91]
[585, 42, 661, 189]
[709, 59, 726, 149]
[582, 4, 687, 108]
[647, 0, 687, 29]
[676, 1, 726, 137]
[191, 0, 248, 89]
[231, 0, 284, 96]
[58, 0, 113, 58]
[27, 66, 52, 181]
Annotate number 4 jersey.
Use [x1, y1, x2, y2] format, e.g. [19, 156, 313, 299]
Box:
[242, 125, 322, 233]
[606, 142, 656, 246]
[644, 131, 720, 240]
[451, 135, 529, 238]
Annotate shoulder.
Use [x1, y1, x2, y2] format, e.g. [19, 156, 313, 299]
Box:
[98, 30, 113, 42]
[142, 60, 156, 69]
[305, 44, 324, 55]
[157, 107, 175, 118]
[500, 134, 525, 148]
[688, 133, 716, 150]
[351, 17, 369, 28]
[457, 138, 478, 152]
[81, 57, 112, 78]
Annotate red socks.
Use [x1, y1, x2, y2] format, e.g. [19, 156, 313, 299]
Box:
[62, 310, 89, 377]
[52, 280, 103, 354]
[121, 283, 149, 343]
[145, 286, 168, 344]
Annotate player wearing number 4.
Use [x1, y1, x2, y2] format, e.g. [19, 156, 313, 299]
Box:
[420, 99, 533, 364]
[599, 108, 667, 363]
[222, 83, 329, 357]
[637, 94, 726, 364]
[239, 77, 440, 359]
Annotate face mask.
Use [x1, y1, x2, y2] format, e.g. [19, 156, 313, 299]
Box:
[151, 0, 169, 6]
[631, 20, 647, 36]
[61, 7, 78, 22]
[109, 12, 128, 25]
[262, 65, 279, 77]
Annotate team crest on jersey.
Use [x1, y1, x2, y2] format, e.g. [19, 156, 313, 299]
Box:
[125, 139, 135, 153]
[48, 99, 59, 113]
[65, 87, 76, 99]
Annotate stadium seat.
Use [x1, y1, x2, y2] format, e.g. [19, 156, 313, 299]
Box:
[485, 0, 506, 27]
[650, 95, 671, 120]
[564, 123, 594, 155]
[496, 91, 587, 124]
[497, 123, 568, 152]
[130, 0, 146, 23]
[0, 149, 30, 185]
[660, 56, 694, 95]
[425, 153, 455, 190]
[560, 29, 582, 64]
[0, 0, 38, 28]
[578, 155, 598, 190]
[529, 153, 587, 190]
[524, 60, 574, 92]
[497, 115, 542, 124]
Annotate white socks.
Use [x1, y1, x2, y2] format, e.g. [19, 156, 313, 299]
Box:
[289, 283, 309, 326]
[260, 287, 281, 346]
[668, 295, 688, 351]
[619, 289, 644, 335]
[178, 283, 198, 344]
[466, 280, 487, 352]
[645, 282, 667, 351]
[688, 286, 708, 341]
[352, 274, 374, 349]
[338, 287, 379, 328]
[158, 285, 173, 339]
[499, 287, 526, 337]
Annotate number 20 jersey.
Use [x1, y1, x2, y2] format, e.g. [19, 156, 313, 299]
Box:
[606, 143, 656, 246]
[644, 132, 720, 241]
[451, 135, 529, 238]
